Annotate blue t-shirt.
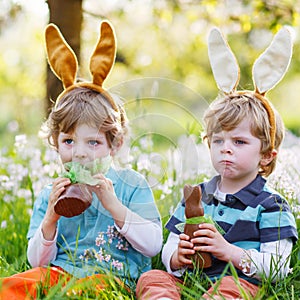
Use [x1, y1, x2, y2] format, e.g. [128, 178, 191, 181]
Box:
[166, 175, 298, 282]
[27, 168, 161, 280]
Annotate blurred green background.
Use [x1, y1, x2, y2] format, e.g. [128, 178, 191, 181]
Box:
[1, 0, 300, 150]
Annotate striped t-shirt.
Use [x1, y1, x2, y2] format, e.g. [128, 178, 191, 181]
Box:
[165, 175, 298, 282]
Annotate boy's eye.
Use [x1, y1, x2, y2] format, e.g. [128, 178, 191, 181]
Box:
[64, 139, 74, 145]
[212, 139, 223, 144]
[235, 140, 246, 145]
[89, 140, 100, 146]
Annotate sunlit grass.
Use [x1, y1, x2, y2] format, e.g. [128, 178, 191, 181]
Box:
[0, 133, 299, 299]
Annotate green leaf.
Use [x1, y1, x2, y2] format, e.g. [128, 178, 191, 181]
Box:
[175, 214, 225, 235]
[185, 215, 214, 224]
[61, 162, 98, 185]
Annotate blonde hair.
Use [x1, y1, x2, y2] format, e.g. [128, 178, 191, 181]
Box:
[42, 87, 128, 150]
[203, 91, 284, 177]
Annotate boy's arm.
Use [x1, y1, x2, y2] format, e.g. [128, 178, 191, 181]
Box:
[241, 238, 293, 281]
[115, 208, 162, 258]
[26, 184, 61, 267]
[162, 232, 188, 277]
[27, 224, 58, 267]
[193, 223, 294, 281]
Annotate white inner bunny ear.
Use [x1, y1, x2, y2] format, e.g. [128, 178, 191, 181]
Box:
[208, 28, 240, 94]
[253, 27, 292, 94]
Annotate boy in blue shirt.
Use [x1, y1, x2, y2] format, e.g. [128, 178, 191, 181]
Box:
[0, 21, 162, 298]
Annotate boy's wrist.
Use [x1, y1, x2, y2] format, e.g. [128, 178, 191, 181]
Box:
[239, 250, 251, 273]
[221, 244, 245, 266]
[170, 250, 183, 271]
[109, 201, 127, 229]
[41, 218, 58, 241]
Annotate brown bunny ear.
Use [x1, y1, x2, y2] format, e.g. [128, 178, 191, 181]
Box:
[45, 24, 78, 89]
[90, 21, 116, 87]
[45, 21, 119, 111]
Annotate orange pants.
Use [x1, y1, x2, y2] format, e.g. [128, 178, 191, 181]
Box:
[0, 266, 128, 300]
[136, 270, 259, 300]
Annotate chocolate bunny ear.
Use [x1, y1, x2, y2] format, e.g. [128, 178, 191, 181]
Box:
[208, 27, 240, 94]
[45, 21, 118, 110]
[253, 26, 293, 95]
[45, 24, 78, 89]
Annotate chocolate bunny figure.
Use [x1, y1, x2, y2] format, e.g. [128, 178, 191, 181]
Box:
[54, 183, 93, 218]
[184, 184, 212, 268]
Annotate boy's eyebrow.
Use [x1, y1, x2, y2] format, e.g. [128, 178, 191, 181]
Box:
[212, 132, 253, 139]
[85, 134, 106, 140]
[211, 134, 222, 138]
[60, 132, 72, 137]
[230, 135, 254, 141]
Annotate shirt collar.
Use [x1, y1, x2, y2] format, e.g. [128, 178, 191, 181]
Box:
[203, 175, 266, 206]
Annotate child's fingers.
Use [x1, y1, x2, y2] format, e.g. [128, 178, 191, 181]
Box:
[53, 177, 71, 188]
[48, 179, 70, 218]
[198, 222, 216, 231]
[94, 179, 106, 189]
[179, 255, 193, 266]
[177, 248, 194, 265]
[93, 173, 106, 180]
[93, 175, 113, 189]
[51, 178, 70, 196]
[179, 241, 194, 251]
[192, 229, 213, 239]
[179, 233, 191, 241]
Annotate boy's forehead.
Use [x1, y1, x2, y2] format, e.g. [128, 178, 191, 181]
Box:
[61, 124, 105, 136]
[212, 118, 255, 135]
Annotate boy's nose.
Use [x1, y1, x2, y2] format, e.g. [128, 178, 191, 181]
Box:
[221, 148, 233, 154]
[221, 142, 233, 154]
[73, 146, 87, 159]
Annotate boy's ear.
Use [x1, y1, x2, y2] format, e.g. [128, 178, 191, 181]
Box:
[110, 136, 124, 156]
[260, 149, 277, 166]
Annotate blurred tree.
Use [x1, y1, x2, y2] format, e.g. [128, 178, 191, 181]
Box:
[42, 0, 300, 134]
[45, 0, 83, 113]
[1, 0, 300, 146]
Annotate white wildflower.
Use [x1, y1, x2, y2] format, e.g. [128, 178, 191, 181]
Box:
[1, 220, 7, 229]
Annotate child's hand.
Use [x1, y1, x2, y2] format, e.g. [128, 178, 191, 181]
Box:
[91, 174, 127, 229]
[91, 173, 118, 211]
[47, 177, 71, 221]
[170, 233, 195, 270]
[191, 223, 232, 262]
[42, 177, 70, 241]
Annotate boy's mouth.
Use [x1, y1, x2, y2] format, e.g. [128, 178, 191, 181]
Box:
[220, 160, 233, 165]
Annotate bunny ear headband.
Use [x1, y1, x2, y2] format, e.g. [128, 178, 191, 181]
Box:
[208, 27, 293, 150]
[45, 20, 118, 111]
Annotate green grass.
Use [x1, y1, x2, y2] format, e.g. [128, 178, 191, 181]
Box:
[0, 134, 299, 299]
